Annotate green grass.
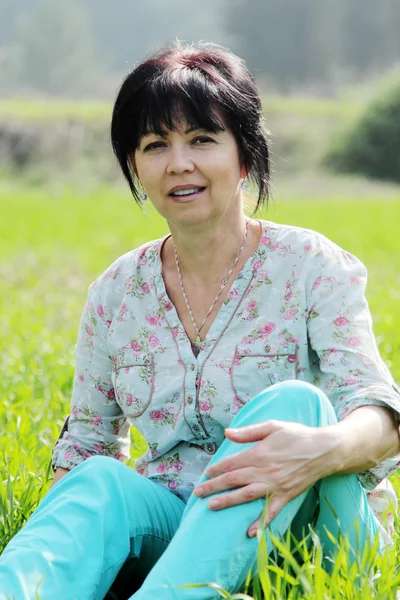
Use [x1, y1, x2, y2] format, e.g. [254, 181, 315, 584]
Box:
[0, 184, 400, 598]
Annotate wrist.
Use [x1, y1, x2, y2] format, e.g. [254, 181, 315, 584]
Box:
[313, 425, 347, 476]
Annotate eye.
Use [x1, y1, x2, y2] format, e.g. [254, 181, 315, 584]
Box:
[193, 136, 214, 145]
[143, 141, 165, 152]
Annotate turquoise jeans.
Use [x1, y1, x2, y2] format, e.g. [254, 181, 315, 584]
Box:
[0, 381, 381, 600]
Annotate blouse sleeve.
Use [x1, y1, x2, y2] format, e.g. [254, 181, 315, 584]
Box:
[51, 276, 131, 471]
[305, 238, 400, 490]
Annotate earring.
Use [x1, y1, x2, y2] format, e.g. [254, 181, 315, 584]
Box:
[140, 191, 147, 202]
[241, 177, 249, 191]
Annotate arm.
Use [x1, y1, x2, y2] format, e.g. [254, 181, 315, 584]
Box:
[51, 467, 70, 488]
[306, 238, 400, 488]
[51, 272, 131, 474]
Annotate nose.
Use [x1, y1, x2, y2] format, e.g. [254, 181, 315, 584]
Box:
[166, 143, 195, 175]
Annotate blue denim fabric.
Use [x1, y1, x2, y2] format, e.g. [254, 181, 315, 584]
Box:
[0, 381, 380, 600]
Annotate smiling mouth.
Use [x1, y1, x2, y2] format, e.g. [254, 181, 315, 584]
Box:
[169, 187, 206, 201]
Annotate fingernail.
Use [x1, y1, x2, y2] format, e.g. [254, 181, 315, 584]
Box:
[209, 499, 220, 508]
[249, 528, 257, 537]
[194, 488, 204, 497]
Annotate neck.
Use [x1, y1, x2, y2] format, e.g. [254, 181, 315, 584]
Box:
[163, 214, 257, 283]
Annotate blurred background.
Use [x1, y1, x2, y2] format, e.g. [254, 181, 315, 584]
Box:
[0, 0, 400, 196]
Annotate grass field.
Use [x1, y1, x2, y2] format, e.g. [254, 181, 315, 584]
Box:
[1, 185, 400, 598]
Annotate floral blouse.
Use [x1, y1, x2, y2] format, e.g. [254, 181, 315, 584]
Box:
[52, 219, 400, 544]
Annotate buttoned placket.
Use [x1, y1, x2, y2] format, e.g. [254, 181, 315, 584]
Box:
[153, 223, 266, 453]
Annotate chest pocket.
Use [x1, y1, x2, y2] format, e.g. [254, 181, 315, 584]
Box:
[231, 342, 298, 405]
[113, 352, 155, 418]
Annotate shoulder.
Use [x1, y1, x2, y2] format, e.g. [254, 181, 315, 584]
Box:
[261, 219, 366, 271]
[88, 235, 165, 299]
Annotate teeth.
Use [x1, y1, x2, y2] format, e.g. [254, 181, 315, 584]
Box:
[171, 188, 202, 196]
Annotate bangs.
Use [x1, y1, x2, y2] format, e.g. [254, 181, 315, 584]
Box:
[111, 41, 270, 211]
[135, 70, 227, 147]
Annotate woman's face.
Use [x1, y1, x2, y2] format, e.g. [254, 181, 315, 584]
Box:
[132, 113, 245, 227]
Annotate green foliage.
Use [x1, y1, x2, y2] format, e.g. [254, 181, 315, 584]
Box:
[0, 186, 399, 598]
[325, 76, 400, 183]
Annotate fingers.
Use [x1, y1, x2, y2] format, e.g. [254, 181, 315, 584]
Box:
[194, 467, 259, 498]
[247, 495, 287, 538]
[225, 420, 278, 443]
[205, 482, 269, 511]
[205, 445, 263, 479]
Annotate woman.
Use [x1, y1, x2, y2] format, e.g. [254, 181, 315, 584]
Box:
[1, 40, 400, 600]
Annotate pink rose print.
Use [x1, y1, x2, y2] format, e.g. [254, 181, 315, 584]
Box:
[126, 394, 133, 406]
[149, 334, 160, 348]
[96, 304, 104, 318]
[172, 327, 179, 339]
[334, 316, 349, 327]
[150, 410, 165, 421]
[106, 320, 111, 328]
[345, 377, 357, 385]
[346, 337, 361, 347]
[304, 244, 312, 252]
[93, 444, 105, 454]
[146, 315, 162, 326]
[164, 302, 173, 311]
[72, 407, 78, 418]
[311, 276, 322, 290]
[78, 374, 84, 382]
[260, 236, 270, 246]
[350, 275, 360, 284]
[253, 260, 262, 270]
[85, 325, 94, 337]
[168, 480, 178, 489]
[142, 282, 150, 294]
[284, 308, 297, 321]
[228, 289, 239, 300]
[115, 453, 123, 460]
[107, 388, 115, 400]
[130, 341, 141, 351]
[288, 355, 297, 363]
[260, 322, 276, 336]
[91, 416, 102, 426]
[157, 463, 168, 474]
[173, 460, 184, 471]
[64, 451, 74, 460]
[248, 300, 257, 310]
[137, 468, 145, 475]
[200, 401, 211, 411]
[284, 290, 292, 301]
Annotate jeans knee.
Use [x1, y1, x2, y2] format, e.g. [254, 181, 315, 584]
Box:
[233, 379, 337, 428]
[73, 455, 127, 483]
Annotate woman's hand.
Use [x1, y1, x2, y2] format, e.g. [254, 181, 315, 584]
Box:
[193, 420, 342, 537]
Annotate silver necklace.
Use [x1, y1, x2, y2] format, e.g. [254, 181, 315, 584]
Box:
[173, 220, 250, 351]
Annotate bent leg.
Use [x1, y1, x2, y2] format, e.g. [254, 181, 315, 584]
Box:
[0, 456, 185, 600]
[131, 381, 380, 599]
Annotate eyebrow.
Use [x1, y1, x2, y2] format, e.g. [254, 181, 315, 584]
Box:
[141, 125, 213, 139]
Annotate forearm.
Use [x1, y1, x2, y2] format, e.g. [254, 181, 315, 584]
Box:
[323, 406, 400, 475]
[51, 467, 70, 488]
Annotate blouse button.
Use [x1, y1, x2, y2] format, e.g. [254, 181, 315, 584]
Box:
[264, 344, 271, 353]
[193, 424, 200, 432]
[187, 396, 193, 404]
[206, 443, 215, 454]
[190, 363, 196, 371]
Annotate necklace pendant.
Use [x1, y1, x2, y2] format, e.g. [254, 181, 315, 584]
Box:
[195, 334, 202, 346]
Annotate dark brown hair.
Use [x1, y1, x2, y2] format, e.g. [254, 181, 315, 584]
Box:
[111, 40, 270, 212]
